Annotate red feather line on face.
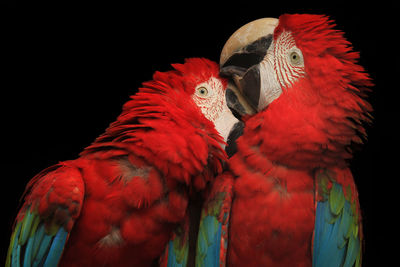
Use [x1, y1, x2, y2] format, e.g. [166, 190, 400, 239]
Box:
[246, 14, 373, 169]
[81, 58, 227, 188]
[273, 30, 306, 89]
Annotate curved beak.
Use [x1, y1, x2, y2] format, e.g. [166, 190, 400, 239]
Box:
[220, 18, 278, 115]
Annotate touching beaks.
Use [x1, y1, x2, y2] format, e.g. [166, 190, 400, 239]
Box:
[220, 18, 279, 115]
[225, 81, 257, 117]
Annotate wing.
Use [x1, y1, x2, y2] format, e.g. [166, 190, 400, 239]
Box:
[195, 172, 234, 267]
[6, 162, 85, 267]
[313, 168, 362, 267]
[159, 215, 189, 267]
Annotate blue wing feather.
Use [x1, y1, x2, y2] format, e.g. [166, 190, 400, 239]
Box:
[196, 215, 222, 267]
[7, 163, 84, 267]
[166, 239, 188, 267]
[12, 244, 21, 267]
[43, 228, 69, 267]
[164, 217, 189, 267]
[32, 224, 45, 259]
[313, 182, 361, 267]
[195, 174, 234, 267]
[7, 209, 70, 267]
[32, 230, 54, 267]
[23, 236, 35, 267]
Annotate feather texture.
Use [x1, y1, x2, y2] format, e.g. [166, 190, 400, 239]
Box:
[195, 173, 234, 267]
[214, 14, 371, 266]
[159, 216, 189, 267]
[313, 169, 362, 267]
[6, 162, 84, 267]
[7, 58, 230, 266]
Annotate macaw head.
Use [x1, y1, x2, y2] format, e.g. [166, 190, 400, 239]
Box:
[156, 58, 241, 150]
[86, 58, 241, 188]
[140, 58, 241, 156]
[220, 14, 372, 169]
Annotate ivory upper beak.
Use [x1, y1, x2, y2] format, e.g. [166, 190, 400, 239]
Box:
[220, 18, 279, 67]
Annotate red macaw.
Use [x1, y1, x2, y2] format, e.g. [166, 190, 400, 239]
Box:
[6, 58, 241, 267]
[196, 14, 372, 267]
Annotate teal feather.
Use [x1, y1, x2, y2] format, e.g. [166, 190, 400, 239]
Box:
[167, 239, 188, 267]
[32, 224, 46, 260]
[313, 200, 324, 261]
[8, 213, 71, 267]
[10, 242, 18, 267]
[33, 234, 52, 267]
[22, 212, 42, 267]
[196, 215, 221, 267]
[166, 241, 178, 267]
[313, 182, 361, 267]
[23, 236, 35, 267]
[317, 209, 346, 267]
[43, 228, 68, 267]
[6, 163, 84, 267]
[165, 219, 189, 267]
[12, 244, 21, 267]
[194, 175, 234, 267]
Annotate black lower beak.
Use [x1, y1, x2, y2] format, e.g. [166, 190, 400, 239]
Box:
[225, 121, 244, 158]
[221, 64, 261, 113]
[226, 87, 246, 118]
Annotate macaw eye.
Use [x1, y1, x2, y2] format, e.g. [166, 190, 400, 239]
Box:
[289, 50, 303, 66]
[196, 86, 209, 97]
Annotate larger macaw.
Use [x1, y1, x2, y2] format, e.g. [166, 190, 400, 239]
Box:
[6, 58, 242, 267]
[196, 14, 372, 267]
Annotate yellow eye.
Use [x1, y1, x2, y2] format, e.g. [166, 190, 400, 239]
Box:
[196, 86, 209, 97]
[289, 51, 302, 65]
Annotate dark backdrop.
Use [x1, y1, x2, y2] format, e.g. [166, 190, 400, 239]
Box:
[1, 4, 396, 266]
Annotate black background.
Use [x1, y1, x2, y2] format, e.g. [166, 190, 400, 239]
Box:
[1, 3, 397, 266]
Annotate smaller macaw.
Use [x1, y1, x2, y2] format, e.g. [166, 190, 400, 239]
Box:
[196, 14, 372, 267]
[6, 58, 240, 267]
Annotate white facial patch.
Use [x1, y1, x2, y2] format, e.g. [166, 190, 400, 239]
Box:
[257, 31, 306, 111]
[259, 42, 282, 110]
[192, 77, 239, 143]
[273, 31, 306, 89]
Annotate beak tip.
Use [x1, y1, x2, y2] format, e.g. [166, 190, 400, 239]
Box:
[225, 121, 244, 158]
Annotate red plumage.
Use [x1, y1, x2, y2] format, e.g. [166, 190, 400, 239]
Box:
[9, 58, 229, 266]
[226, 14, 371, 266]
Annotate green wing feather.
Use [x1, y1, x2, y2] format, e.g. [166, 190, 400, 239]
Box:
[164, 220, 189, 267]
[195, 173, 234, 267]
[6, 207, 70, 267]
[6, 163, 84, 267]
[313, 169, 362, 267]
[160, 173, 234, 267]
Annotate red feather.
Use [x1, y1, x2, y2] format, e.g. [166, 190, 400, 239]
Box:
[227, 14, 371, 266]
[10, 58, 228, 266]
